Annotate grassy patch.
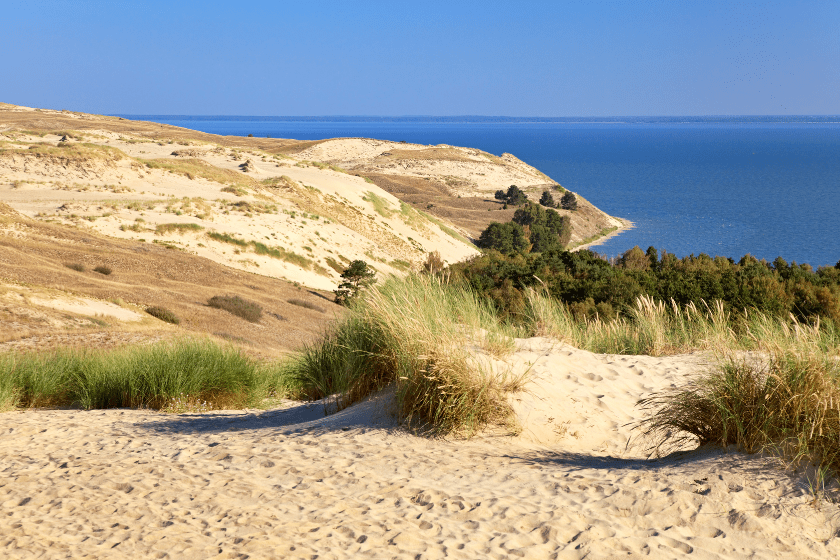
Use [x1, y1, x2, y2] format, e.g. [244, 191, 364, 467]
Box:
[523, 290, 840, 356]
[155, 222, 205, 235]
[390, 259, 412, 272]
[417, 209, 470, 244]
[221, 185, 248, 196]
[282, 275, 522, 435]
[571, 225, 620, 248]
[207, 232, 313, 269]
[208, 295, 263, 323]
[64, 262, 85, 272]
[1, 142, 126, 162]
[637, 352, 840, 482]
[0, 339, 289, 411]
[93, 265, 112, 275]
[363, 191, 396, 218]
[146, 306, 180, 325]
[207, 231, 248, 247]
[325, 257, 345, 275]
[139, 158, 256, 186]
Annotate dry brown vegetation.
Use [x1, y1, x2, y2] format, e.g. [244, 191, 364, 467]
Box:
[0, 202, 339, 356]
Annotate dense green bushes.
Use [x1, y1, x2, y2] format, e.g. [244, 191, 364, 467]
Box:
[452, 246, 840, 324]
[477, 202, 571, 256]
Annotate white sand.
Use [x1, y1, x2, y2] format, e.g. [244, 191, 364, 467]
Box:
[2, 339, 838, 559]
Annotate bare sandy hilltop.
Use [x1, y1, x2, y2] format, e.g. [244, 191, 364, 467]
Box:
[1, 104, 839, 559]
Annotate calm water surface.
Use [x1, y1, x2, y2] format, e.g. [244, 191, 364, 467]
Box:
[129, 118, 840, 267]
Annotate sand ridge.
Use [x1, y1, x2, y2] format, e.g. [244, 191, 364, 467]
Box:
[2, 339, 838, 559]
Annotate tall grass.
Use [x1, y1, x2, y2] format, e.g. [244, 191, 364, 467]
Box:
[283, 275, 523, 435]
[637, 352, 840, 476]
[523, 288, 840, 480]
[0, 339, 286, 411]
[524, 289, 839, 356]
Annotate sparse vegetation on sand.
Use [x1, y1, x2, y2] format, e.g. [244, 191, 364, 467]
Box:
[637, 351, 840, 479]
[284, 275, 522, 435]
[1, 142, 126, 162]
[207, 295, 263, 323]
[0, 339, 286, 411]
[155, 222, 205, 235]
[523, 286, 840, 480]
[138, 158, 256, 186]
[207, 231, 313, 269]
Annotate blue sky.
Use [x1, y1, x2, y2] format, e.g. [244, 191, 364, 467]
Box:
[2, 1, 838, 116]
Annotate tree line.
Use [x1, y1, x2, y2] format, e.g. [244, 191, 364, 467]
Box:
[450, 245, 840, 324]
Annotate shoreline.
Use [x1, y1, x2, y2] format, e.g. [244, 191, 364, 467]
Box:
[571, 216, 635, 253]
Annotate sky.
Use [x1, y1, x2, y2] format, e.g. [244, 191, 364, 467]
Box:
[2, 0, 838, 116]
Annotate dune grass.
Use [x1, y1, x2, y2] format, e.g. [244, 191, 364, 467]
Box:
[0, 339, 288, 411]
[139, 158, 257, 186]
[207, 231, 314, 269]
[282, 275, 523, 435]
[155, 223, 204, 235]
[523, 288, 840, 481]
[637, 352, 840, 479]
[523, 289, 839, 356]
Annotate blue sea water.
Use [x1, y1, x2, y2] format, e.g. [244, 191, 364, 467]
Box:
[124, 117, 840, 268]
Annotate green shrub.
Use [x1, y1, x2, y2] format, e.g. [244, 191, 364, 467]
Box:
[208, 295, 262, 323]
[146, 306, 180, 324]
[93, 265, 112, 275]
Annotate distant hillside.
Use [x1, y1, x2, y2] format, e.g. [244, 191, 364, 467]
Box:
[0, 103, 624, 354]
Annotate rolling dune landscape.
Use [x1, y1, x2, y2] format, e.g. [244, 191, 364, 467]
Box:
[1, 102, 839, 559]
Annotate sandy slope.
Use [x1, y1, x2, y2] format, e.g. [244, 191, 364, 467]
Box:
[2, 338, 837, 559]
[1, 104, 626, 293]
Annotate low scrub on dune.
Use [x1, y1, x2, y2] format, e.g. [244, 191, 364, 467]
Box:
[637, 352, 840, 482]
[208, 294, 263, 323]
[146, 305, 180, 324]
[155, 222, 204, 235]
[0, 339, 288, 411]
[139, 158, 257, 186]
[0, 142, 126, 162]
[283, 275, 523, 435]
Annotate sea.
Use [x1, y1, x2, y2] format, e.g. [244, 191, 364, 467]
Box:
[120, 116, 840, 268]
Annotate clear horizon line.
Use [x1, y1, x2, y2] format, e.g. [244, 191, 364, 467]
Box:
[112, 114, 840, 118]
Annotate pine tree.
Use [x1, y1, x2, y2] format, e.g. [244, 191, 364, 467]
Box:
[539, 190, 556, 208]
[334, 260, 376, 305]
[560, 191, 578, 211]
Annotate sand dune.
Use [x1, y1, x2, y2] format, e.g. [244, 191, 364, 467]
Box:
[2, 339, 837, 559]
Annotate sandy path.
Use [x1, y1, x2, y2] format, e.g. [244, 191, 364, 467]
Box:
[2, 346, 840, 559]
